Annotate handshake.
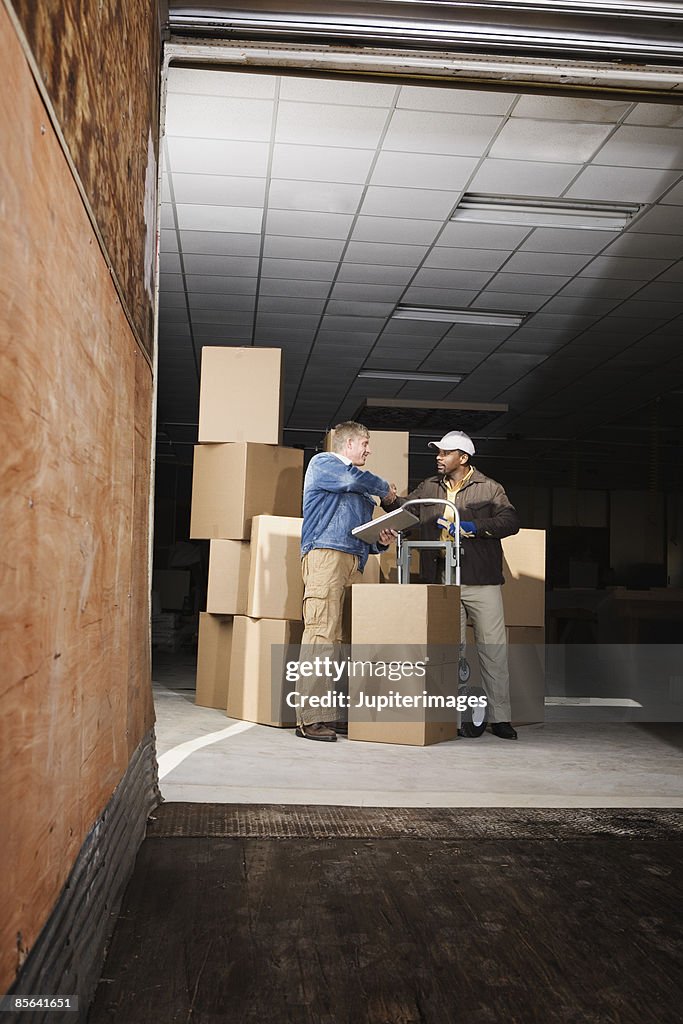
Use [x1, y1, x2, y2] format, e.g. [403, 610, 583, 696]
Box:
[436, 515, 477, 538]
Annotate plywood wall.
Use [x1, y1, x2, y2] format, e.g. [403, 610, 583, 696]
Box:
[0, 2, 157, 992]
[9, 0, 161, 358]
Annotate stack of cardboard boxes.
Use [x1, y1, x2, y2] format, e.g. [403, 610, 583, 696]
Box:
[190, 347, 304, 725]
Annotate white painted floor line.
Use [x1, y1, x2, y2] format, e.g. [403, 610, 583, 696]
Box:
[546, 696, 643, 707]
[158, 721, 256, 780]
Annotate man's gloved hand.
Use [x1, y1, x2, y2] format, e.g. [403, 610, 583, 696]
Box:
[437, 516, 477, 537]
[437, 516, 457, 539]
[459, 520, 477, 537]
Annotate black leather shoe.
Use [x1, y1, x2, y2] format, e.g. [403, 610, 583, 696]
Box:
[458, 722, 486, 738]
[295, 722, 337, 742]
[490, 722, 518, 740]
[327, 721, 348, 735]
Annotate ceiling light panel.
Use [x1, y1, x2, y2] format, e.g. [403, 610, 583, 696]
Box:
[357, 370, 465, 383]
[392, 306, 526, 328]
[452, 195, 640, 231]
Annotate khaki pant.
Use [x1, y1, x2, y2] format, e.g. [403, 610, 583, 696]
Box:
[460, 584, 512, 723]
[299, 548, 359, 726]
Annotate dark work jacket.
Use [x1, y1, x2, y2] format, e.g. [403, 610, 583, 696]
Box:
[383, 467, 520, 586]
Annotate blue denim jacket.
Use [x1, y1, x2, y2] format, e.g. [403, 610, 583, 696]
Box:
[300, 453, 390, 571]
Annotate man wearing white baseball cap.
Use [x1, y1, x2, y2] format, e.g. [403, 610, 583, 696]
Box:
[382, 429, 520, 740]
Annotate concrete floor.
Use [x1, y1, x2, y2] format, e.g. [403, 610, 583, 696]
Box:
[154, 651, 683, 808]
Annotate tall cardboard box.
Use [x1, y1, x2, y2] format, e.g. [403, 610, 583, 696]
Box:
[206, 540, 251, 614]
[198, 346, 283, 444]
[349, 584, 460, 745]
[247, 516, 303, 620]
[228, 617, 304, 727]
[501, 529, 546, 627]
[464, 624, 545, 725]
[195, 613, 233, 710]
[190, 442, 303, 540]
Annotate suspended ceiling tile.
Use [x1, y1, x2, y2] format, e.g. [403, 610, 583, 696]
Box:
[344, 240, 429, 267]
[175, 203, 262, 233]
[657, 263, 683, 282]
[438, 222, 530, 250]
[397, 85, 514, 116]
[412, 267, 494, 290]
[419, 351, 484, 372]
[581, 256, 674, 280]
[160, 292, 186, 308]
[256, 312, 321, 330]
[636, 280, 683, 302]
[471, 291, 548, 312]
[171, 173, 267, 207]
[160, 252, 181, 274]
[625, 104, 683, 128]
[165, 94, 273, 141]
[563, 276, 646, 299]
[266, 208, 354, 239]
[441, 323, 512, 343]
[184, 256, 259, 280]
[268, 178, 364, 214]
[337, 262, 415, 286]
[276, 101, 388, 148]
[603, 232, 683, 260]
[261, 257, 338, 280]
[330, 282, 406, 302]
[316, 330, 378, 346]
[160, 204, 175, 228]
[166, 137, 269, 176]
[191, 309, 254, 324]
[264, 236, 346, 261]
[326, 299, 396, 317]
[424, 246, 509, 272]
[395, 381, 458, 401]
[168, 67, 277, 99]
[401, 286, 479, 306]
[258, 296, 327, 315]
[159, 272, 184, 291]
[272, 143, 375, 183]
[511, 95, 632, 124]
[383, 110, 503, 157]
[320, 314, 387, 332]
[254, 327, 318, 344]
[504, 250, 594, 275]
[565, 165, 680, 204]
[469, 158, 582, 197]
[193, 324, 253, 342]
[520, 227, 609, 255]
[540, 295, 621, 316]
[188, 292, 255, 309]
[370, 151, 478, 190]
[260, 278, 332, 299]
[279, 77, 396, 107]
[660, 179, 683, 205]
[629, 204, 683, 235]
[180, 230, 261, 257]
[593, 126, 683, 170]
[491, 272, 570, 295]
[360, 185, 459, 220]
[351, 215, 442, 246]
[490, 120, 612, 163]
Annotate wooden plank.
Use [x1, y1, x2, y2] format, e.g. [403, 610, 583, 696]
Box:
[0, 4, 155, 993]
[89, 835, 683, 1024]
[9, 0, 161, 358]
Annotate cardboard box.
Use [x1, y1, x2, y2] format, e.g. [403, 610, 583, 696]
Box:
[348, 661, 459, 747]
[152, 569, 190, 610]
[190, 442, 303, 540]
[206, 540, 251, 614]
[464, 624, 545, 725]
[198, 346, 283, 444]
[228, 617, 303, 727]
[324, 428, 409, 495]
[348, 584, 460, 745]
[501, 529, 546, 627]
[247, 516, 303, 621]
[195, 613, 233, 709]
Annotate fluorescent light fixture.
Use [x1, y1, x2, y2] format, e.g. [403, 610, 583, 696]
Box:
[392, 306, 525, 328]
[357, 369, 465, 384]
[452, 194, 640, 231]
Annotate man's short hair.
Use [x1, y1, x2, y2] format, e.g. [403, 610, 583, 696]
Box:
[331, 421, 370, 452]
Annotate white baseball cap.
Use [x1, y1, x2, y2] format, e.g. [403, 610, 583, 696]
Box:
[428, 430, 476, 456]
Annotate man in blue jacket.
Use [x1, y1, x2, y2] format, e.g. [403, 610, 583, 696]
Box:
[297, 421, 397, 742]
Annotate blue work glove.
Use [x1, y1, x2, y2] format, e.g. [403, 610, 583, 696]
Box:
[459, 520, 477, 537]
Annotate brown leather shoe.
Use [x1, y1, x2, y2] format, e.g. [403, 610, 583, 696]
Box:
[295, 722, 337, 742]
[327, 721, 348, 735]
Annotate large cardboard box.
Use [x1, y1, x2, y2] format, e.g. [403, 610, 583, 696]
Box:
[190, 442, 303, 540]
[195, 613, 233, 709]
[228, 617, 303, 727]
[501, 529, 546, 627]
[198, 346, 283, 444]
[464, 624, 545, 725]
[324, 428, 409, 495]
[247, 516, 303, 620]
[206, 540, 251, 614]
[348, 584, 460, 745]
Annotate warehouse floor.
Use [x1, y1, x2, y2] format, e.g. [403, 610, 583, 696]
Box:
[153, 651, 683, 808]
